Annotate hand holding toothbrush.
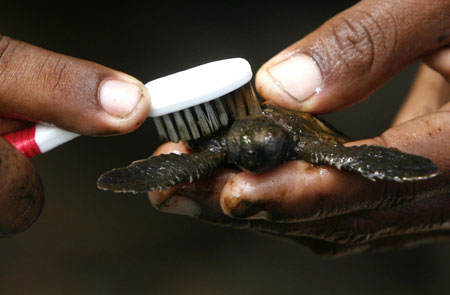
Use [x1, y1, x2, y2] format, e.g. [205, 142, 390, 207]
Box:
[0, 35, 150, 236]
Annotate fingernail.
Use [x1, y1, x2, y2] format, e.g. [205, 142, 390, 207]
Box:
[247, 210, 272, 220]
[157, 195, 201, 218]
[269, 53, 322, 103]
[226, 199, 260, 219]
[99, 80, 143, 118]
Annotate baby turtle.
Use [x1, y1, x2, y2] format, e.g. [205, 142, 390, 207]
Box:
[97, 104, 439, 194]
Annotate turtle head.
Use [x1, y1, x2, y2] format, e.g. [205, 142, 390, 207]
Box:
[226, 116, 290, 173]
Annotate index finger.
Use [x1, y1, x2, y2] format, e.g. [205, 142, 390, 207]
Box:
[0, 35, 150, 135]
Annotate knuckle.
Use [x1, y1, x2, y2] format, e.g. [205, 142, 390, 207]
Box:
[329, 15, 377, 74]
[314, 8, 397, 77]
[41, 55, 70, 92]
[0, 35, 15, 67]
[33, 54, 73, 99]
[0, 36, 73, 103]
[0, 35, 74, 100]
[0, 36, 21, 91]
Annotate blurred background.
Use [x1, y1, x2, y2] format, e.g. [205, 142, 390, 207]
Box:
[1, 1, 449, 294]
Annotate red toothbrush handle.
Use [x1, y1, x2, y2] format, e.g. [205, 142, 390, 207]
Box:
[3, 125, 42, 158]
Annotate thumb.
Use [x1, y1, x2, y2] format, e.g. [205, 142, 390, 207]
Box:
[0, 35, 150, 135]
[256, 0, 450, 114]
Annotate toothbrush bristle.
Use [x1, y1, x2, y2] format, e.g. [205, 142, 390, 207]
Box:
[193, 105, 212, 136]
[243, 83, 262, 115]
[183, 108, 200, 139]
[162, 115, 179, 142]
[224, 94, 237, 118]
[153, 116, 169, 141]
[214, 98, 229, 126]
[153, 82, 260, 142]
[233, 88, 247, 119]
[173, 111, 191, 141]
[204, 101, 221, 132]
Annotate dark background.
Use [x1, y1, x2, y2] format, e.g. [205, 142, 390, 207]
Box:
[1, 1, 449, 294]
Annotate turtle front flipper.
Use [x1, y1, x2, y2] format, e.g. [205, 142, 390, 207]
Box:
[296, 138, 439, 182]
[97, 149, 226, 194]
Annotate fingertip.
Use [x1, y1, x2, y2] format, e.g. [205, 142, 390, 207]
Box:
[219, 162, 307, 219]
[152, 141, 191, 156]
[99, 79, 142, 118]
[93, 76, 151, 135]
[255, 54, 323, 112]
[255, 66, 290, 106]
[423, 47, 450, 79]
[147, 191, 161, 207]
[148, 190, 201, 218]
[147, 142, 195, 215]
[219, 173, 245, 217]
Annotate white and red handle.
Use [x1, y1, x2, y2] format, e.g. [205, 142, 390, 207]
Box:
[3, 124, 79, 158]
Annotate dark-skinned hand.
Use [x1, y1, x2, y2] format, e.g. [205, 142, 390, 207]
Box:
[0, 35, 150, 236]
[149, 0, 450, 257]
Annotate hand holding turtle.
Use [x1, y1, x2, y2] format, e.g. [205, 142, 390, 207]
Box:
[0, 35, 151, 236]
[148, 0, 450, 256]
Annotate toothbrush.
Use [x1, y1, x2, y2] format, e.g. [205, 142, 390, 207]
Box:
[2, 58, 260, 157]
